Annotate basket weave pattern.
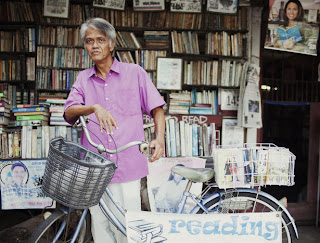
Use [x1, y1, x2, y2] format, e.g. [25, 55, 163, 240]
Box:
[42, 137, 116, 209]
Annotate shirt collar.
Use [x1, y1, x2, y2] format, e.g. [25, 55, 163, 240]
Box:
[88, 57, 121, 78]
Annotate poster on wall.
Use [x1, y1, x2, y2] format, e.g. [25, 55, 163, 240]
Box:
[206, 0, 238, 14]
[126, 211, 282, 243]
[43, 0, 69, 18]
[93, 0, 125, 10]
[264, 0, 320, 56]
[0, 160, 55, 209]
[133, 0, 165, 11]
[170, 0, 202, 13]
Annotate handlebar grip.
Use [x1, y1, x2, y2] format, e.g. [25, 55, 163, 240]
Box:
[139, 143, 150, 156]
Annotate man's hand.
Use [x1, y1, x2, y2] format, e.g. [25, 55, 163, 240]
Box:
[149, 138, 164, 162]
[93, 104, 118, 134]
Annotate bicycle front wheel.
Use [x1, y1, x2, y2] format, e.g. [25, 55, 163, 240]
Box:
[28, 208, 91, 243]
[196, 190, 296, 243]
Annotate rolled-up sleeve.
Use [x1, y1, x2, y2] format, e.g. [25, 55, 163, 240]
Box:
[63, 76, 85, 125]
[138, 66, 165, 117]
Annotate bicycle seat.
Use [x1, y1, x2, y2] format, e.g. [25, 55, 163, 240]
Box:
[171, 166, 214, 183]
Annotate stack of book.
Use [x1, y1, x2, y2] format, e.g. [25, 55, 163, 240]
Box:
[144, 31, 170, 49]
[168, 92, 191, 114]
[189, 104, 213, 115]
[0, 93, 11, 126]
[45, 98, 70, 126]
[12, 104, 49, 126]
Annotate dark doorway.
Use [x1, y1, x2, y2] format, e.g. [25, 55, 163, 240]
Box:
[262, 102, 309, 203]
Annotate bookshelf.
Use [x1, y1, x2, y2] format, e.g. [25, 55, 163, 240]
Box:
[0, 0, 251, 159]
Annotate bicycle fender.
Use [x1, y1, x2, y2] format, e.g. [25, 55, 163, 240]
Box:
[190, 188, 298, 240]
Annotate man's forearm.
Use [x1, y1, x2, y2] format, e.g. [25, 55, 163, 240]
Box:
[152, 107, 165, 141]
[64, 105, 96, 122]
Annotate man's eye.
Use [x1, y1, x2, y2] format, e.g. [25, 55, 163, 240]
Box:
[98, 38, 106, 43]
[86, 39, 93, 44]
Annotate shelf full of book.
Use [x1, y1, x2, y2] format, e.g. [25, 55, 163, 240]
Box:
[0, 0, 251, 160]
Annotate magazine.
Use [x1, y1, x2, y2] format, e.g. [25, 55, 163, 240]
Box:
[0, 160, 55, 209]
[266, 147, 291, 185]
[278, 25, 302, 43]
[214, 148, 245, 188]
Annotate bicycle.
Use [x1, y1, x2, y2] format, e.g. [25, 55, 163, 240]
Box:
[28, 115, 298, 243]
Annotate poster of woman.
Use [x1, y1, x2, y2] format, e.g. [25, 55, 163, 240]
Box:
[264, 0, 320, 56]
[0, 160, 55, 209]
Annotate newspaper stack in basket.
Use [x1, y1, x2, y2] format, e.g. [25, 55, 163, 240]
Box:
[213, 144, 296, 188]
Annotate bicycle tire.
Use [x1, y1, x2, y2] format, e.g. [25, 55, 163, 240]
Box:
[28, 208, 91, 243]
[195, 190, 296, 243]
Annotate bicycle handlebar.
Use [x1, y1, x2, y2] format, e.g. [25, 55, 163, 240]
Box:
[77, 115, 150, 156]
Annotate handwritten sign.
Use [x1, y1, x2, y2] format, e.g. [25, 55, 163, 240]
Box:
[126, 211, 282, 243]
[144, 114, 220, 125]
[170, 0, 202, 13]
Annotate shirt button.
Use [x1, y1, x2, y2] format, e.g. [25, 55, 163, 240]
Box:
[105, 98, 108, 101]
[109, 73, 112, 76]
[109, 139, 112, 142]
[110, 155, 113, 157]
[105, 83, 108, 87]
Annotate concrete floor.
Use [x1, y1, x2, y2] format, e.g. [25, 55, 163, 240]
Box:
[297, 225, 320, 243]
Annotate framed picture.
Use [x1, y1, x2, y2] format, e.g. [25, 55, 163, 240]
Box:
[206, 0, 238, 14]
[156, 57, 183, 90]
[93, 0, 125, 10]
[170, 0, 202, 13]
[43, 0, 69, 18]
[133, 0, 165, 11]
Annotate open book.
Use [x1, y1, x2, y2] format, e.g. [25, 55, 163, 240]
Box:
[278, 25, 302, 43]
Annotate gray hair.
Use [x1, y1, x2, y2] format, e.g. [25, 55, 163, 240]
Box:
[80, 18, 116, 47]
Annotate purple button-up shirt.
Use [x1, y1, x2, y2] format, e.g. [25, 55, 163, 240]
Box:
[64, 58, 165, 183]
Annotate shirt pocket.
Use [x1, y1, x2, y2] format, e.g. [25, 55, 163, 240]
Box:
[116, 89, 141, 116]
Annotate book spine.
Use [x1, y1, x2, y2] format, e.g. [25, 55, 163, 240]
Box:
[12, 106, 47, 112]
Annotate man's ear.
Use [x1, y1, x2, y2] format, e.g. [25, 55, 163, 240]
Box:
[110, 41, 115, 52]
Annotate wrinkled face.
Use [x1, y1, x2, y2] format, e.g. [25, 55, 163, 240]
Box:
[12, 166, 26, 185]
[85, 28, 114, 64]
[286, 2, 299, 21]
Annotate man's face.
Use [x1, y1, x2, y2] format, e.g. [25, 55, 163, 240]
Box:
[85, 28, 114, 64]
[12, 166, 26, 185]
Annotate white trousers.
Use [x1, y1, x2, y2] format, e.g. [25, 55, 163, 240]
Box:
[89, 179, 141, 243]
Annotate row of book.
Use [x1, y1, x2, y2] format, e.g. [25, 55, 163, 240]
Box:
[0, 28, 36, 53]
[37, 26, 82, 47]
[0, 84, 35, 107]
[0, 57, 36, 81]
[37, 69, 81, 91]
[116, 31, 141, 49]
[36, 46, 93, 69]
[205, 32, 244, 57]
[183, 60, 219, 86]
[0, 1, 247, 31]
[171, 31, 200, 55]
[163, 118, 217, 157]
[0, 125, 81, 159]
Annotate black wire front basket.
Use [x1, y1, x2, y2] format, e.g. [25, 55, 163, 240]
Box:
[42, 137, 117, 209]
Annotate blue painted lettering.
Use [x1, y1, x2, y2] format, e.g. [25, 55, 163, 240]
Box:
[187, 220, 201, 235]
